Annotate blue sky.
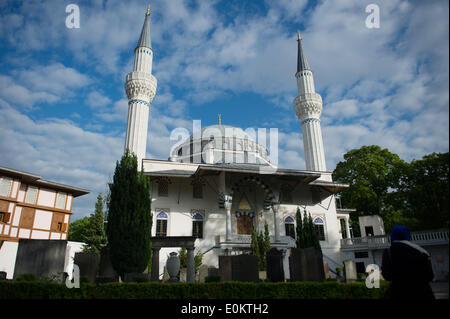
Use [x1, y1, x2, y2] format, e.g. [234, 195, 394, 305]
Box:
[0, 0, 448, 220]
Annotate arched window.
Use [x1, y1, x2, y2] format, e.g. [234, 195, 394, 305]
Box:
[192, 212, 204, 239]
[156, 211, 168, 237]
[313, 217, 325, 241]
[285, 216, 296, 239]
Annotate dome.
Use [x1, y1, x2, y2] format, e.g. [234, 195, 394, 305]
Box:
[170, 124, 270, 165]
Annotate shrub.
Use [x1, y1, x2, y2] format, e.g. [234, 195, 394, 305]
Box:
[15, 274, 37, 282]
[0, 281, 389, 299]
[204, 275, 220, 283]
[80, 276, 91, 284]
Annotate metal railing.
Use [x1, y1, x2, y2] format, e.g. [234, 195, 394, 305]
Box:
[215, 234, 296, 248]
[341, 229, 449, 250]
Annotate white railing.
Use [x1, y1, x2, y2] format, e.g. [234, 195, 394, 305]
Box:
[341, 229, 449, 250]
[215, 234, 296, 248]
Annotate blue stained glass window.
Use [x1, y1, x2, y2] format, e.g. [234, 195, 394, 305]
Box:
[157, 211, 168, 219]
[192, 212, 203, 220]
[313, 217, 324, 224]
[285, 216, 295, 223]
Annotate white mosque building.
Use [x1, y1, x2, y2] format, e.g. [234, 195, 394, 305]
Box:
[123, 7, 353, 280]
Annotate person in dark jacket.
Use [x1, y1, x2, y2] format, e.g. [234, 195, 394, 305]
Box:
[381, 225, 435, 299]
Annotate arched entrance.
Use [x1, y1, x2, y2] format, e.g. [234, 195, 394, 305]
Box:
[235, 194, 254, 235]
[236, 213, 254, 235]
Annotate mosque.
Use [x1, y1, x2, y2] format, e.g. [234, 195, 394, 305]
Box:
[124, 6, 354, 279]
[123, 6, 355, 279]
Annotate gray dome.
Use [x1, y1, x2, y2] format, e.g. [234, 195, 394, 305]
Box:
[171, 125, 270, 165]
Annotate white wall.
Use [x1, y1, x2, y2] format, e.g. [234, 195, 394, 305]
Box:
[37, 188, 56, 207]
[150, 172, 345, 275]
[0, 241, 19, 279]
[359, 215, 385, 236]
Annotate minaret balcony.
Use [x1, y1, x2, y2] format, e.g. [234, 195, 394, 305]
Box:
[125, 72, 157, 102]
[294, 93, 323, 120]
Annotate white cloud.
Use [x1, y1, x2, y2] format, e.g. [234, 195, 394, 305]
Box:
[86, 91, 112, 109]
[0, 74, 60, 108]
[96, 99, 128, 123]
[0, 99, 123, 218]
[0, 0, 447, 218]
[14, 63, 91, 95]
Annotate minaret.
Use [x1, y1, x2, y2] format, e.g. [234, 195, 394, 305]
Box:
[293, 30, 326, 171]
[125, 5, 157, 170]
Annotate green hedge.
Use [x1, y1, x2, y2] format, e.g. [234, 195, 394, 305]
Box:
[0, 281, 389, 299]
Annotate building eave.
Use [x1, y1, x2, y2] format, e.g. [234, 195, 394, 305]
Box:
[0, 165, 90, 197]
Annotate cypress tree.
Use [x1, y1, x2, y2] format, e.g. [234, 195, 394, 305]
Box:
[302, 210, 311, 248]
[295, 207, 303, 248]
[251, 228, 260, 268]
[106, 150, 152, 279]
[82, 193, 107, 253]
[308, 212, 322, 252]
[256, 222, 271, 271]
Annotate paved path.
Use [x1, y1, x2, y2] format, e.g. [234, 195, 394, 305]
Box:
[431, 282, 449, 299]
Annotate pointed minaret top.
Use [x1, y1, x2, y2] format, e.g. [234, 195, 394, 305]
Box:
[296, 29, 310, 72]
[137, 5, 152, 49]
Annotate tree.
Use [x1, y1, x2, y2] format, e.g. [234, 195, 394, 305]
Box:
[333, 145, 405, 235]
[178, 248, 203, 275]
[394, 152, 449, 230]
[68, 216, 91, 242]
[307, 212, 321, 252]
[106, 150, 152, 279]
[295, 208, 321, 252]
[295, 207, 303, 248]
[82, 194, 107, 253]
[333, 146, 449, 233]
[257, 222, 271, 271]
[250, 227, 260, 267]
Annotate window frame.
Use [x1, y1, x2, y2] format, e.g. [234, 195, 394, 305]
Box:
[284, 216, 296, 239]
[191, 211, 204, 239]
[158, 180, 169, 197]
[0, 177, 13, 198]
[155, 210, 168, 237]
[313, 217, 326, 241]
[55, 192, 67, 210]
[24, 185, 39, 205]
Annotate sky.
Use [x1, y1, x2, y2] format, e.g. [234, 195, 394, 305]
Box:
[0, 0, 448, 220]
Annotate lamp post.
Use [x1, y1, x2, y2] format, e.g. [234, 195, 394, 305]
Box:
[272, 201, 281, 242]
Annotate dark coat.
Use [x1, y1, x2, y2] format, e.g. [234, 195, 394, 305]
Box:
[381, 240, 435, 299]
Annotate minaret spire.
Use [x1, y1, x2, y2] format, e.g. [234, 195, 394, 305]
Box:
[297, 29, 310, 73]
[137, 6, 152, 49]
[125, 5, 158, 169]
[293, 30, 326, 172]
